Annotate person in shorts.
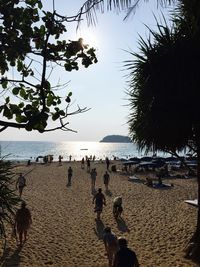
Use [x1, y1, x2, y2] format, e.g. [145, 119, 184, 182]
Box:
[92, 188, 106, 220]
[90, 168, 97, 192]
[67, 166, 73, 185]
[16, 173, 26, 198]
[14, 201, 32, 246]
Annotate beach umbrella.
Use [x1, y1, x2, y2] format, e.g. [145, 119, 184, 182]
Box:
[126, 0, 200, 260]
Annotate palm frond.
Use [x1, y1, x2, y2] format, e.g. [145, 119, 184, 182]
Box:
[77, 0, 176, 25]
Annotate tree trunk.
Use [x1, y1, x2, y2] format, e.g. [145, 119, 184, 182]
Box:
[195, 140, 200, 242]
[185, 131, 200, 262]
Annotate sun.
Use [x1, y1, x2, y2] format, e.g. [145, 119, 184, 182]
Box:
[77, 28, 99, 49]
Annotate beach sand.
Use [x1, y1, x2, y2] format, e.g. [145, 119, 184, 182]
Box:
[0, 161, 199, 267]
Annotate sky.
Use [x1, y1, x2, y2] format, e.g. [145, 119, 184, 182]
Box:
[0, 0, 172, 142]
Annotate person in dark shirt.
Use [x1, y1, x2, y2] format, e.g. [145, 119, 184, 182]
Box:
[106, 157, 110, 170]
[14, 201, 32, 246]
[103, 171, 110, 191]
[92, 188, 106, 220]
[112, 237, 139, 267]
[67, 166, 73, 185]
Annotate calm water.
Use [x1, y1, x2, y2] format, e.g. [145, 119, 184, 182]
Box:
[0, 141, 154, 162]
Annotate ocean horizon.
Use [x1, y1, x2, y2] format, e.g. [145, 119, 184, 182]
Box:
[0, 140, 161, 162]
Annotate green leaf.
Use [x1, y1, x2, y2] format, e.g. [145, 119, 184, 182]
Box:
[5, 97, 10, 104]
[52, 113, 59, 121]
[38, 0, 43, 9]
[68, 92, 72, 97]
[2, 80, 8, 89]
[12, 87, 20, 95]
[16, 115, 27, 123]
[20, 88, 26, 98]
[59, 110, 65, 116]
[44, 80, 51, 90]
[3, 106, 13, 119]
[18, 102, 24, 108]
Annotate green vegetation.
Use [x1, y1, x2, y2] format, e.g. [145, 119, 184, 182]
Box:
[126, 0, 200, 261]
[0, 160, 20, 250]
[0, 0, 97, 133]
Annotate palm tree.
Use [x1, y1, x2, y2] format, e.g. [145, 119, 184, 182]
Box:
[0, 161, 20, 251]
[77, 0, 176, 25]
[126, 0, 200, 260]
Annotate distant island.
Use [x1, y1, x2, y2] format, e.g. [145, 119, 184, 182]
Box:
[100, 135, 132, 143]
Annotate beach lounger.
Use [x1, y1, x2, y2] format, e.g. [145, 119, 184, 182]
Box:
[184, 199, 198, 207]
[128, 176, 143, 183]
[152, 183, 173, 189]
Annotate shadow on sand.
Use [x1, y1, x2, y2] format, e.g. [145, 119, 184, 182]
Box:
[1, 245, 23, 267]
[66, 182, 71, 187]
[105, 189, 112, 197]
[116, 217, 130, 233]
[94, 219, 105, 240]
[91, 188, 97, 195]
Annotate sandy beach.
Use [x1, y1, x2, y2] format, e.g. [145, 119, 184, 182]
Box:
[0, 160, 199, 267]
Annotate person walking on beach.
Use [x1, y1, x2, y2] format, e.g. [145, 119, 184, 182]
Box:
[103, 226, 119, 267]
[113, 196, 123, 219]
[103, 171, 110, 191]
[14, 201, 32, 246]
[81, 157, 85, 169]
[93, 188, 106, 220]
[90, 168, 97, 192]
[67, 166, 73, 185]
[16, 173, 26, 198]
[106, 157, 110, 170]
[112, 237, 140, 267]
[87, 158, 91, 172]
[58, 155, 62, 165]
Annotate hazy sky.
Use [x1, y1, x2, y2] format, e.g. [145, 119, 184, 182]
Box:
[1, 1, 171, 142]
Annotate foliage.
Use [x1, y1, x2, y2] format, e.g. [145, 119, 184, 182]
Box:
[0, 0, 98, 133]
[0, 160, 20, 249]
[126, 1, 200, 153]
[77, 0, 176, 25]
[126, 0, 200, 260]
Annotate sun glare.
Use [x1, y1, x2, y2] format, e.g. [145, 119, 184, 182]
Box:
[77, 29, 99, 49]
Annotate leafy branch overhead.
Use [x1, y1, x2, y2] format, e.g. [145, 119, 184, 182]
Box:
[0, 0, 98, 133]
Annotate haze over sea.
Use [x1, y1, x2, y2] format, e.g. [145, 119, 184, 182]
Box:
[0, 140, 174, 162]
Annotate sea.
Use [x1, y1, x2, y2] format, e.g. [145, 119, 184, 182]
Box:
[0, 140, 168, 162]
